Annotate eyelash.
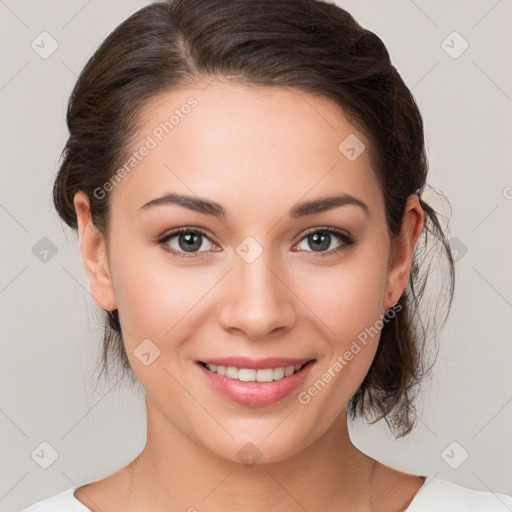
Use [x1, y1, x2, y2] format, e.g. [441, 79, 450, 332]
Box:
[156, 226, 356, 259]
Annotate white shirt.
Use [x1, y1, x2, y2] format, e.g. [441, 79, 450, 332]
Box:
[20, 476, 512, 511]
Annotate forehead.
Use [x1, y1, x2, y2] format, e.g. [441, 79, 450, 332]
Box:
[109, 80, 382, 221]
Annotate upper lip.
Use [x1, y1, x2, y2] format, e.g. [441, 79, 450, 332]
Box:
[198, 357, 315, 370]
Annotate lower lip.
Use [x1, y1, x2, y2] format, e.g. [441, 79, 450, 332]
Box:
[196, 361, 316, 407]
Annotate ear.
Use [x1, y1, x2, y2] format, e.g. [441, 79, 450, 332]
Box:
[385, 193, 424, 309]
[73, 191, 117, 311]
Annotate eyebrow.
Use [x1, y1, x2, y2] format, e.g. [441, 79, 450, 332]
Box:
[139, 192, 370, 219]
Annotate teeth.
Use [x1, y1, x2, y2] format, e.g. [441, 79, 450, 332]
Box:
[273, 367, 285, 380]
[204, 363, 306, 382]
[225, 366, 239, 379]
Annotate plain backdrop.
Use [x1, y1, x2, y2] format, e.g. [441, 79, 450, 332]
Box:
[1, 0, 511, 510]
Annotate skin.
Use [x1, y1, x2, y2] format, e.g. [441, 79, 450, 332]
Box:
[73, 80, 425, 511]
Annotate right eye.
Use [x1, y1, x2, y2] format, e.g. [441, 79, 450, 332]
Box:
[157, 227, 220, 258]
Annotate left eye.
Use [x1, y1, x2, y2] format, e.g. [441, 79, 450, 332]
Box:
[294, 228, 354, 255]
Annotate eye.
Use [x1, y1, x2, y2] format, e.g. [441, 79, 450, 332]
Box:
[293, 228, 355, 256]
[156, 226, 355, 259]
[156, 227, 219, 258]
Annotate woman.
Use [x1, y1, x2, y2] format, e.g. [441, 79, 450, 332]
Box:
[21, 0, 512, 510]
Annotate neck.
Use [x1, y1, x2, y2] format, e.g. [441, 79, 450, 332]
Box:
[125, 397, 377, 511]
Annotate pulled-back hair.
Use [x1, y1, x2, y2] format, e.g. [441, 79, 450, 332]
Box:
[53, 0, 455, 438]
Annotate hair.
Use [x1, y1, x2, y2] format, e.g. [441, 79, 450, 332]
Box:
[53, 0, 455, 438]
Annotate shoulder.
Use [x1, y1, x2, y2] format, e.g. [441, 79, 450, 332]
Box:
[406, 476, 512, 512]
[19, 488, 92, 512]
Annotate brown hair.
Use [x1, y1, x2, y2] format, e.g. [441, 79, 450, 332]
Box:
[53, 0, 455, 437]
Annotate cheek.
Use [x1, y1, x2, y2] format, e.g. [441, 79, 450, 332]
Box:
[291, 250, 388, 402]
[293, 252, 388, 343]
[109, 240, 219, 346]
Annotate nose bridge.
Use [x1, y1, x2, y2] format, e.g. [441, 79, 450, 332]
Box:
[219, 238, 296, 339]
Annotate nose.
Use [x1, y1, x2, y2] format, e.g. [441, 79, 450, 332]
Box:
[217, 249, 298, 340]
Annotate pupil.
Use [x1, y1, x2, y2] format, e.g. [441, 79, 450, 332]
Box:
[179, 233, 201, 252]
[309, 232, 330, 251]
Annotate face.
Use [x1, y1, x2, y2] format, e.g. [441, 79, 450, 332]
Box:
[75, 80, 422, 464]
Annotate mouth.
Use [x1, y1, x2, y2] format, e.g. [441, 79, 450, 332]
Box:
[195, 358, 316, 407]
[197, 360, 312, 382]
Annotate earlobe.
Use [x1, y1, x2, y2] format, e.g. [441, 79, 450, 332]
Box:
[385, 194, 424, 309]
[73, 191, 117, 311]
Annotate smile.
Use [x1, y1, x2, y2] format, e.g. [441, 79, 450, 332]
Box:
[196, 359, 316, 407]
[200, 362, 307, 382]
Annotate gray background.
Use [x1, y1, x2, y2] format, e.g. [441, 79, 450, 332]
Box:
[1, 0, 511, 510]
